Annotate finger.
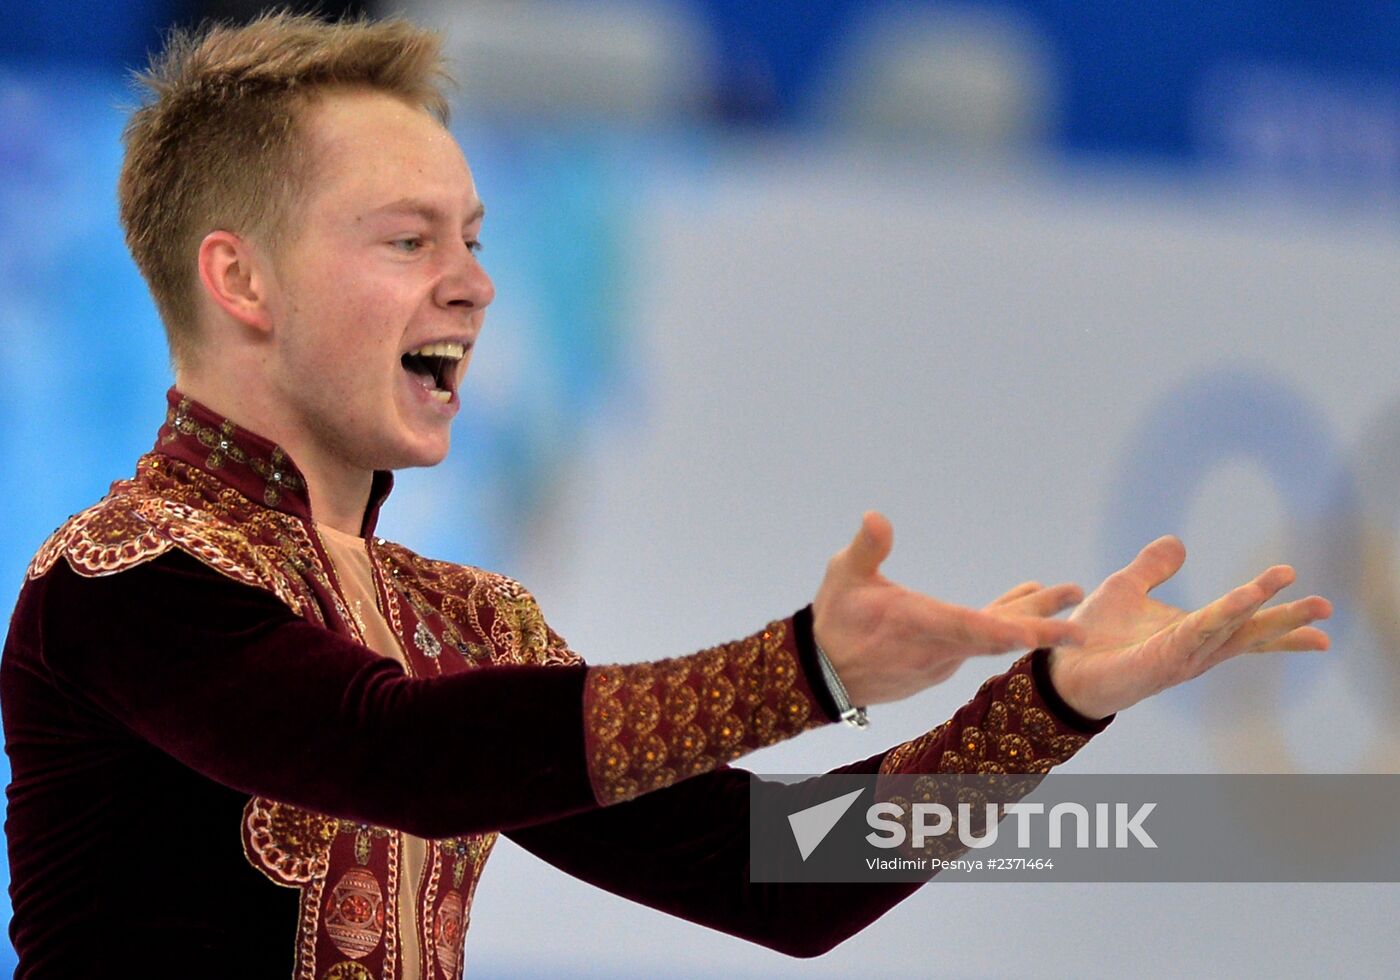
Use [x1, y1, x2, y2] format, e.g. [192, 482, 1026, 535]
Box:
[1199, 566, 1301, 630]
[1175, 581, 1271, 661]
[1006, 613, 1087, 649]
[1250, 564, 1297, 598]
[986, 582, 1042, 608]
[1193, 566, 1302, 653]
[955, 609, 1086, 654]
[912, 601, 1035, 655]
[1201, 623, 1331, 671]
[926, 603, 1030, 653]
[1203, 596, 1332, 664]
[1243, 595, 1332, 640]
[997, 582, 1085, 619]
[1115, 535, 1187, 594]
[842, 511, 894, 579]
[1254, 625, 1331, 653]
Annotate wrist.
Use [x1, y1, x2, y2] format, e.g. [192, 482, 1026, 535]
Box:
[792, 605, 841, 723]
[813, 637, 869, 729]
[1041, 648, 1113, 728]
[808, 605, 868, 727]
[810, 601, 868, 707]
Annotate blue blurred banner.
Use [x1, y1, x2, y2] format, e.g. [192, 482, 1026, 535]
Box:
[7, 1, 1400, 169]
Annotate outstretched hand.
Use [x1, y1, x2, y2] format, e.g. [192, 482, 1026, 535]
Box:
[812, 512, 1086, 706]
[1048, 536, 1333, 720]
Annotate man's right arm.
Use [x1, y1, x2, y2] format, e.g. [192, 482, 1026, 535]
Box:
[31, 549, 602, 837]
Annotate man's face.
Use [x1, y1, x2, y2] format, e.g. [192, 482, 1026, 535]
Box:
[261, 87, 493, 473]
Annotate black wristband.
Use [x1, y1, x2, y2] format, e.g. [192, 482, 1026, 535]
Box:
[792, 604, 841, 723]
[1030, 647, 1115, 734]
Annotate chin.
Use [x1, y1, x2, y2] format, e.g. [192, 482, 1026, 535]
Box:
[384, 437, 452, 471]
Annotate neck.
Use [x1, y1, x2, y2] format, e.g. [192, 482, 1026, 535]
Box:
[280, 439, 374, 538]
[175, 374, 373, 537]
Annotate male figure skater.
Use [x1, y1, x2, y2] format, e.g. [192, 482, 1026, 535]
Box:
[1, 13, 1331, 978]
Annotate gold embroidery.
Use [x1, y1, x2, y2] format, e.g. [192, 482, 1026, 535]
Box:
[349, 599, 368, 638]
[167, 398, 305, 507]
[433, 890, 466, 978]
[583, 620, 821, 804]
[413, 621, 442, 659]
[323, 867, 385, 960]
[40, 396, 584, 977]
[879, 653, 1093, 777]
[375, 543, 581, 668]
[29, 457, 326, 623]
[382, 831, 401, 978]
[299, 874, 328, 980]
[243, 798, 340, 886]
[28, 496, 174, 580]
[419, 834, 492, 980]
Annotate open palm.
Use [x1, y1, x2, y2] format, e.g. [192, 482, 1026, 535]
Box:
[813, 513, 1087, 706]
[1049, 536, 1332, 720]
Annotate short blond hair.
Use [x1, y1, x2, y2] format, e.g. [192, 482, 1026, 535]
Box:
[118, 11, 451, 366]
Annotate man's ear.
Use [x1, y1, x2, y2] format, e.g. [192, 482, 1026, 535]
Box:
[196, 230, 274, 333]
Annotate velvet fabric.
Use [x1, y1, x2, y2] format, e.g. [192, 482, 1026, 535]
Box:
[2, 391, 1110, 977]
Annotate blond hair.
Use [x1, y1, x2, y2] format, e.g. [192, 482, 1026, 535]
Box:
[118, 11, 451, 366]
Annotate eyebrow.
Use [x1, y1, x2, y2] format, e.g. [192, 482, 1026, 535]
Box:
[363, 197, 486, 226]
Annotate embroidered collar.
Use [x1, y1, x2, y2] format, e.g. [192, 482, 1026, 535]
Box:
[153, 387, 394, 536]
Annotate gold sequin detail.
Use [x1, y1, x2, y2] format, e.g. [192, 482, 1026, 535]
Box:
[583, 620, 820, 804]
[375, 543, 581, 669]
[879, 653, 1094, 777]
[242, 799, 340, 886]
[166, 399, 305, 507]
[29, 456, 329, 623]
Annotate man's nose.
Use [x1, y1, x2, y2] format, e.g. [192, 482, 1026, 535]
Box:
[435, 243, 495, 312]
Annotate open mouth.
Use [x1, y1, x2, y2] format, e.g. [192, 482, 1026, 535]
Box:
[401, 341, 468, 403]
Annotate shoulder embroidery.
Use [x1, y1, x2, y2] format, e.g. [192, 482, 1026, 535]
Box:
[28, 491, 174, 581]
[28, 462, 316, 620]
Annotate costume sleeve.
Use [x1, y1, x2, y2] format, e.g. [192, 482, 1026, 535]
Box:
[507, 649, 1111, 957]
[32, 550, 829, 839]
[579, 605, 835, 804]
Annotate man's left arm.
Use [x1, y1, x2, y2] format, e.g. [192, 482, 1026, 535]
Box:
[511, 531, 1330, 956]
[508, 646, 1106, 958]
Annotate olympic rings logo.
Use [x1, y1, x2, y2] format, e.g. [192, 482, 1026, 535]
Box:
[1107, 367, 1400, 773]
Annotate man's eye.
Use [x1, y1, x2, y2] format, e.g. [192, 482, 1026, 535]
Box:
[466, 239, 484, 256]
[391, 237, 423, 253]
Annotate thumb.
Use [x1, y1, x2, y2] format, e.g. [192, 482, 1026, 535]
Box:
[843, 511, 893, 578]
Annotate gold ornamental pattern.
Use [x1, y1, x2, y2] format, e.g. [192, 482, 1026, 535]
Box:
[165, 396, 306, 507]
[243, 798, 340, 886]
[31, 393, 591, 979]
[583, 620, 823, 804]
[879, 653, 1091, 777]
[374, 542, 581, 670]
[28, 455, 327, 623]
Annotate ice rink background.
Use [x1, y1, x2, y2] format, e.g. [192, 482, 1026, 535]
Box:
[4, 1, 1400, 975]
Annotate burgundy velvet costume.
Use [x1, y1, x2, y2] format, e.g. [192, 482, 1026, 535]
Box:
[2, 390, 1110, 978]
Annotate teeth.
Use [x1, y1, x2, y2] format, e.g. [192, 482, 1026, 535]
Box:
[428, 389, 452, 402]
[406, 341, 466, 360]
